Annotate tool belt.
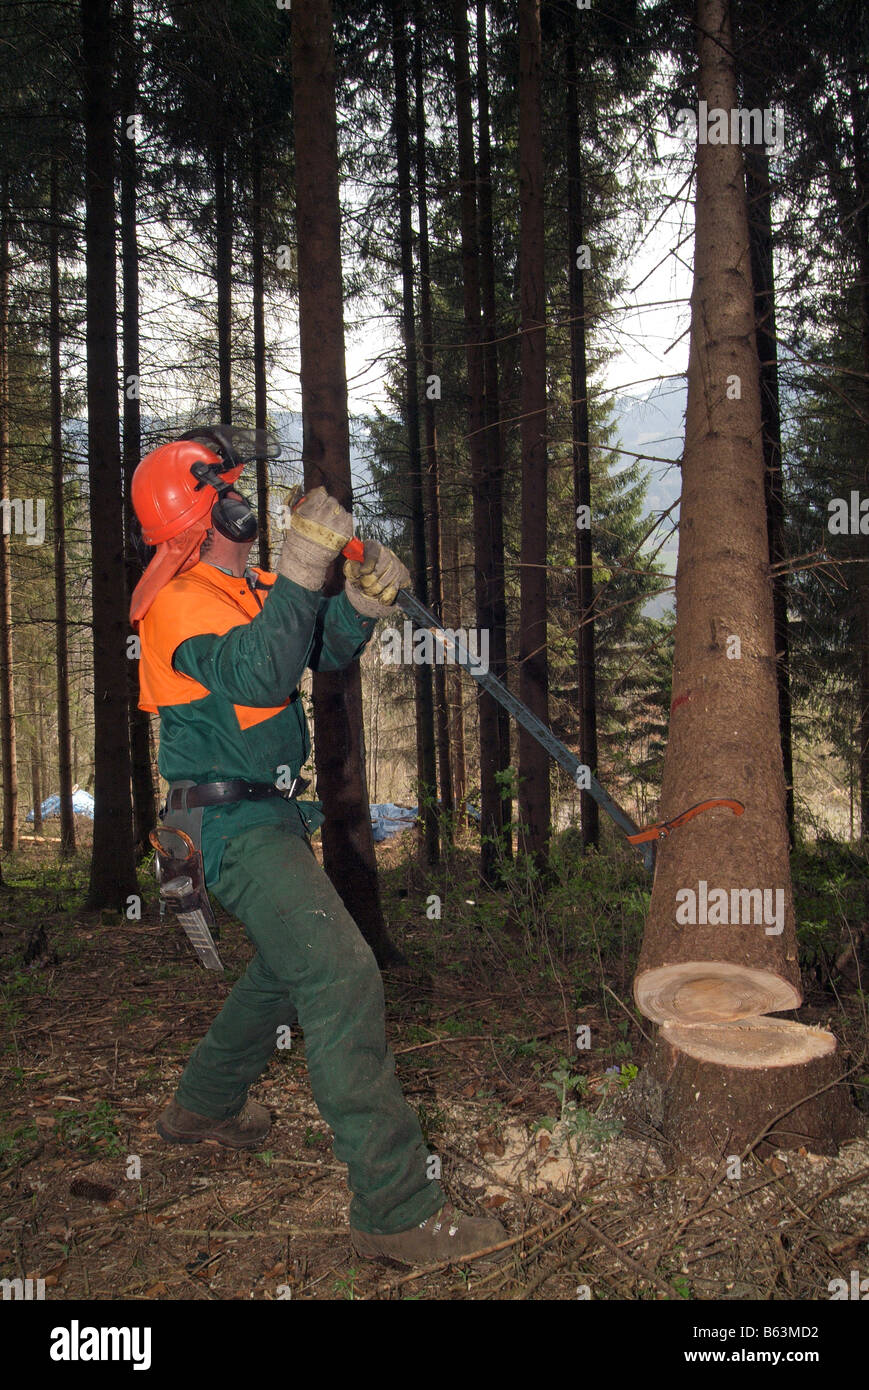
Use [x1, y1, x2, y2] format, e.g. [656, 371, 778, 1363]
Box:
[165, 777, 308, 813]
[153, 777, 310, 971]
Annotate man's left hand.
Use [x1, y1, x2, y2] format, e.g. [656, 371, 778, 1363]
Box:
[344, 540, 410, 617]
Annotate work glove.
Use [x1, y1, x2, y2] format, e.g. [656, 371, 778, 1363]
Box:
[276, 486, 354, 591]
[344, 540, 410, 618]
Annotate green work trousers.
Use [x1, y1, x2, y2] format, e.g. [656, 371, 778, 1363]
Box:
[174, 821, 445, 1235]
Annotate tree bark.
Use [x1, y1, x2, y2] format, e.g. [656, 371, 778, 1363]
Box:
[119, 0, 155, 857]
[252, 147, 271, 571]
[447, 516, 467, 815]
[82, 0, 137, 909]
[31, 729, 43, 834]
[49, 158, 75, 855]
[627, 1023, 860, 1159]
[291, 0, 399, 966]
[452, 0, 505, 880]
[0, 171, 18, 852]
[741, 56, 793, 843]
[848, 71, 869, 840]
[565, 29, 599, 852]
[215, 139, 233, 423]
[631, 0, 858, 1159]
[517, 0, 550, 866]
[413, 3, 453, 832]
[476, 0, 511, 844]
[392, 1, 438, 866]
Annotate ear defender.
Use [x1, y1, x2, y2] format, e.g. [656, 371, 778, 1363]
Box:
[211, 490, 258, 543]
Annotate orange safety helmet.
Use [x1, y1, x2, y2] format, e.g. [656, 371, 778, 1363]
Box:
[129, 437, 245, 625]
[132, 438, 243, 545]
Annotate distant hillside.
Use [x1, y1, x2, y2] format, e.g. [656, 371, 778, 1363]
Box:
[612, 381, 686, 615]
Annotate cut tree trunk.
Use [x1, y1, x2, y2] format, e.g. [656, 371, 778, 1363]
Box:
[630, 0, 858, 1159]
[291, 0, 399, 967]
[848, 71, 869, 840]
[741, 49, 793, 843]
[627, 1022, 860, 1158]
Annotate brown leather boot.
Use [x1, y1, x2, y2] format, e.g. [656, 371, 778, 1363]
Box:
[156, 1097, 271, 1149]
[350, 1203, 508, 1266]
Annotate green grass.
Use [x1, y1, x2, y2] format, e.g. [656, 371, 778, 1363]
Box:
[54, 1100, 125, 1157]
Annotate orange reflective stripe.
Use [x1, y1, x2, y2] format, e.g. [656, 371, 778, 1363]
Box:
[137, 563, 287, 722]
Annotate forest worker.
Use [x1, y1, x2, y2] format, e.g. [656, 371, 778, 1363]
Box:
[128, 429, 507, 1266]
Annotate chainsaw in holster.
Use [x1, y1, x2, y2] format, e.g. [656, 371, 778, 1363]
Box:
[149, 823, 224, 973]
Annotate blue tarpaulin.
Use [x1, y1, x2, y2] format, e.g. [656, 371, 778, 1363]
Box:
[27, 789, 95, 822]
[369, 803, 418, 843]
[368, 801, 480, 842]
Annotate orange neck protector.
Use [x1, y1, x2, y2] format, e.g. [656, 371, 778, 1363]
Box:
[129, 522, 209, 625]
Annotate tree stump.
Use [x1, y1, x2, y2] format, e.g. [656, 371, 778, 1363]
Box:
[626, 1020, 861, 1160]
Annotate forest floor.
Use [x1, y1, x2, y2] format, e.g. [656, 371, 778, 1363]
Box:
[1, 826, 867, 1302]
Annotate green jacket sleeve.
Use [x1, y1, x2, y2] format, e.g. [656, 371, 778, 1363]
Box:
[172, 576, 377, 705]
[308, 589, 378, 672]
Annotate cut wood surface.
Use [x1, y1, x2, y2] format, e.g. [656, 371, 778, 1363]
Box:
[660, 1016, 836, 1068]
[634, 959, 801, 1025]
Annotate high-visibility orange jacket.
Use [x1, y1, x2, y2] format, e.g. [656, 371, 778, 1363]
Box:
[138, 560, 376, 881]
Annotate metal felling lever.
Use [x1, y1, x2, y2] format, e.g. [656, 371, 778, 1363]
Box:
[625, 798, 745, 845]
[340, 536, 657, 871]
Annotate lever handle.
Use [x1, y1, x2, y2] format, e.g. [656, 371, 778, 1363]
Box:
[343, 537, 365, 563]
[287, 488, 365, 564]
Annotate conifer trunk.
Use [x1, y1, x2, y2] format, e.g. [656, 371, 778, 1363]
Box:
[741, 51, 793, 843]
[252, 148, 271, 571]
[0, 171, 18, 852]
[291, 0, 399, 966]
[476, 0, 511, 844]
[452, 0, 505, 879]
[215, 140, 233, 423]
[848, 72, 869, 840]
[565, 29, 599, 851]
[517, 0, 550, 865]
[119, 0, 155, 857]
[630, 0, 858, 1159]
[49, 158, 75, 855]
[392, 1, 438, 866]
[82, 0, 137, 908]
[413, 5, 453, 829]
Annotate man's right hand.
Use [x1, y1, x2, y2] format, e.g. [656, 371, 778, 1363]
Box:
[276, 487, 354, 591]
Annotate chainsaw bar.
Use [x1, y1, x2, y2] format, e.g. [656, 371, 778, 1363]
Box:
[149, 827, 225, 972]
